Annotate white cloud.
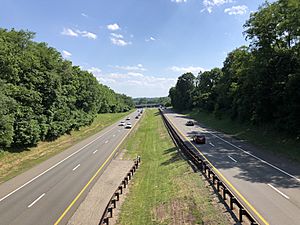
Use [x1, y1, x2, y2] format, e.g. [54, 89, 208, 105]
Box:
[114, 64, 146, 71]
[88, 67, 102, 76]
[81, 31, 97, 39]
[110, 33, 124, 39]
[170, 66, 206, 74]
[61, 28, 78, 37]
[62, 50, 72, 58]
[61, 28, 97, 39]
[107, 23, 120, 31]
[110, 37, 131, 46]
[146, 36, 156, 42]
[171, 0, 187, 3]
[81, 13, 88, 17]
[203, 0, 233, 13]
[87, 66, 176, 97]
[224, 5, 248, 15]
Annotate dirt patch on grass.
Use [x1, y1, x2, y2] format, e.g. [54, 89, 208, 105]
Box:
[153, 199, 196, 225]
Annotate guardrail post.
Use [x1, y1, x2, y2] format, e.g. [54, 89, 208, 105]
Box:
[239, 208, 245, 222]
[118, 185, 123, 194]
[108, 207, 113, 218]
[112, 199, 117, 208]
[217, 181, 221, 192]
[223, 187, 227, 200]
[104, 217, 109, 225]
[230, 196, 235, 210]
[122, 180, 127, 188]
[115, 192, 120, 201]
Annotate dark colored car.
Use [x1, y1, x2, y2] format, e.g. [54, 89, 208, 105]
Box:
[135, 115, 139, 119]
[193, 134, 206, 144]
[186, 120, 194, 126]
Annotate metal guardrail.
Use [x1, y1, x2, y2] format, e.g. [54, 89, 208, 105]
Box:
[159, 109, 259, 225]
[98, 156, 141, 225]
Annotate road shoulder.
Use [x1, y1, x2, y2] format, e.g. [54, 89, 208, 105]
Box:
[67, 152, 133, 225]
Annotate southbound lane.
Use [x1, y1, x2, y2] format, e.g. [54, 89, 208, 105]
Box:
[0, 111, 141, 225]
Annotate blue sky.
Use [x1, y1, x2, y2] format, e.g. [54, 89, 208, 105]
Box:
[1, 0, 272, 97]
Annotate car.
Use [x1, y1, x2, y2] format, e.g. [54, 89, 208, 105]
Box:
[135, 115, 139, 119]
[119, 121, 125, 126]
[125, 122, 132, 129]
[193, 134, 206, 144]
[126, 117, 130, 120]
[186, 120, 194, 126]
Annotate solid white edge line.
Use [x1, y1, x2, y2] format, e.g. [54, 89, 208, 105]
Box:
[28, 193, 45, 208]
[72, 164, 81, 171]
[209, 132, 300, 183]
[0, 125, 117, 203]
[267, 184, 290, 199]
[228, 155, 238, 163]
[92, 150, 98, 154]
[209, 142, 215, 147]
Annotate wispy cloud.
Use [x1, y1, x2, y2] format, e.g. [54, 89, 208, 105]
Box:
[110, 37, 131, 46]
[224, 5, 248, 15]
[62, 50, 72, 58]
[202, 0, 233, 13]
[170, 66, 206, 74]
[146, 36, 156, 42]
[114, 64, 146, 71]
[61, 28, 78, 37]
[110, 33, 124, 39]
[109, 32, 131, 46]
[107, 23, 120, 31]
[61, 28, 97, 40]
[77, 30, 97, 39]
[81, 13, 88, 18]
[171, 0, 187, 3]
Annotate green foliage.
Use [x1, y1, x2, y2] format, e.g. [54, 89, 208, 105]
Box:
[169, 0, 300, 136]
[0, 28, 134, 148]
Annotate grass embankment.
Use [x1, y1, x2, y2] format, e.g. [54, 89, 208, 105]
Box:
[0, 111, 132, 184]
[117, 109, 230, 225]
[188, 110, 300, 162]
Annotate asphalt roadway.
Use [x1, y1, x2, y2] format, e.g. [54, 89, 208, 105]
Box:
[163, 109, 300, 225]
[0, 110, 140, 225]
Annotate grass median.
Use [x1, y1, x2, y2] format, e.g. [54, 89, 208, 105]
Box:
[188, 110, 300, 162]
[117, 109, 230, 225]
[0, 111, 132, 184]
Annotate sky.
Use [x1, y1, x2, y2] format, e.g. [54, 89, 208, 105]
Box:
[0, 0, 272, 98]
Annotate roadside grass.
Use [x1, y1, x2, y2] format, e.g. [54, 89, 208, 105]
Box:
[117, 109, 230, 225]
[0, 111, 132, 184]
[188, 110, 300, 162]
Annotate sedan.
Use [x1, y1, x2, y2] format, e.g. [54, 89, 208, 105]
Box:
[193, 134, 206, 144]
[186, 120, 194, 126]
[125, 122, 132, 129]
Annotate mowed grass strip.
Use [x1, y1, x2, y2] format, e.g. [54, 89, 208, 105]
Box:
[0, 111, 132, 183]
[188, 110, 300, 162]
[117, 109, 230, 225]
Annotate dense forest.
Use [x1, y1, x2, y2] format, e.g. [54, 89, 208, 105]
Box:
[0, 29, 134, 147]
[169, 0, 300, 136]
[133, 97, 171, 106]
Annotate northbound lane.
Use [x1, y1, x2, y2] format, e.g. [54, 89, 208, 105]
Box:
[163, 109, 300, 225]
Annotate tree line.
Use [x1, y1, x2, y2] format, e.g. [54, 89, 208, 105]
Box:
[169, 0, 300, 136]
[0, 29, 134, 147]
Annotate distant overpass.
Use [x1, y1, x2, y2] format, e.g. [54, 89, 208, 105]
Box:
[135, 103, 163, 108]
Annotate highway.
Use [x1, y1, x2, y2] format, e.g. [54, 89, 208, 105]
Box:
[0, 111, 140, 225]
[163, 109, 300, 225]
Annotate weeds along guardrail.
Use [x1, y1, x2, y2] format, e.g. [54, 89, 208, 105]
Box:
[159, 109, 259, 225]
[98, 156, 141, 225]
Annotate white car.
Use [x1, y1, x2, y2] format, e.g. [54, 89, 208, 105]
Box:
[125, 122, 132, 129]
[126, 117, 130, 120]
[119, 121, 125, 126]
